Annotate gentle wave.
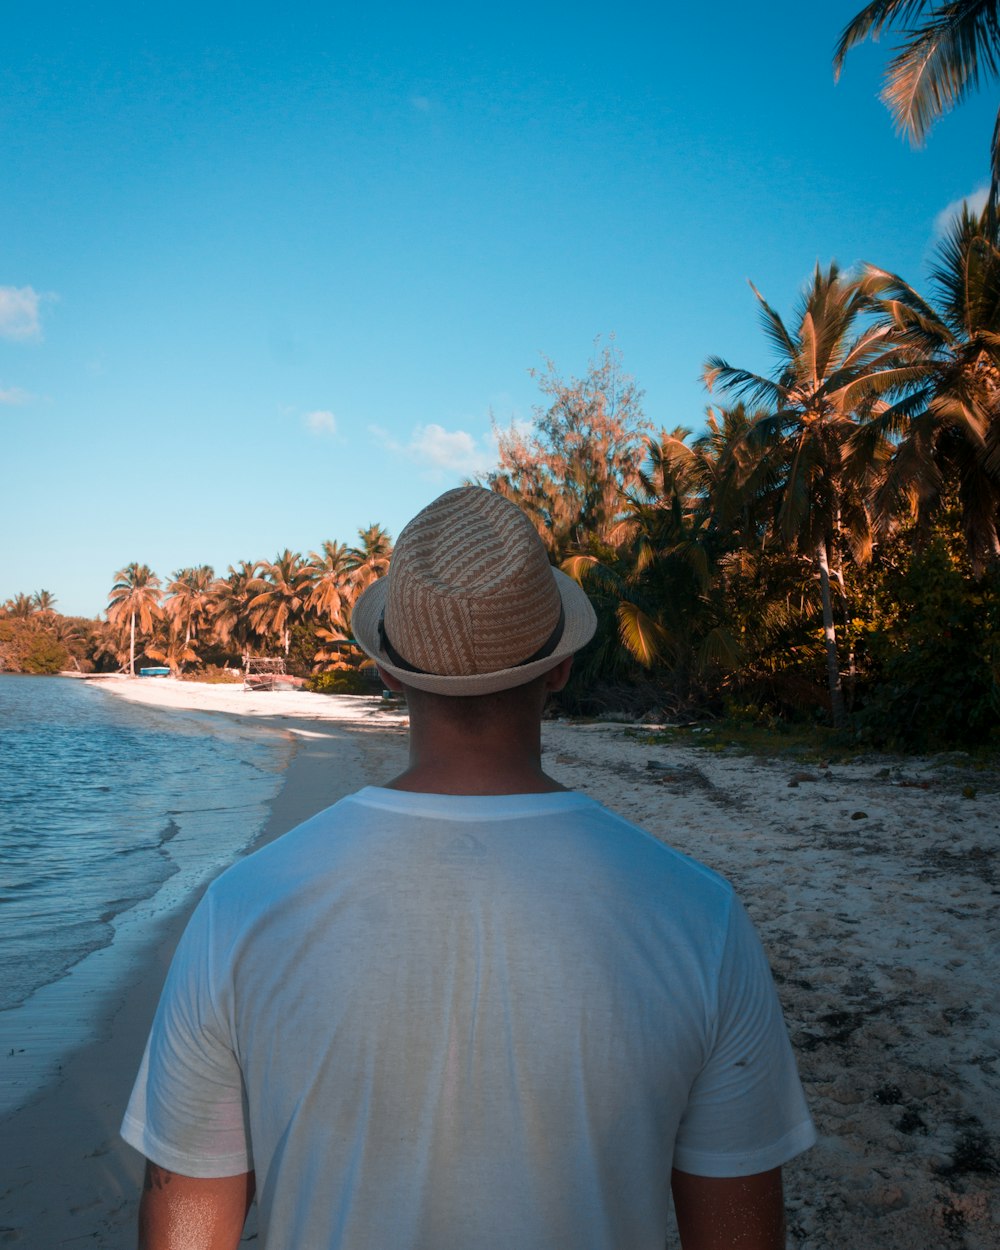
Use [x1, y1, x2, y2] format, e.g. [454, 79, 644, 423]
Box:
[0, 674, 293, 1113]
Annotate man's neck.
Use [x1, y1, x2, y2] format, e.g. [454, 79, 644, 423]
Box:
[384, 760, 566, 796]
[384, 714, 565, 796]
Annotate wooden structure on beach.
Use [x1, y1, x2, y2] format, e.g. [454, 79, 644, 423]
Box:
[243, 656, 299, 691]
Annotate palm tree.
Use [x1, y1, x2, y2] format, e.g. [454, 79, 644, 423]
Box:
[31, 589, 57, 617]
[248, 550, 313, 656]
[145, 617, 201, 675]
[211, 562, 267, 659]
[347, 525, 393, 599]
[107, 563, 163, 676]
[560, 428, 741, 702]
[164, 566, 215, 667]
[704, 264, 915, 726]
[3, 592, 35, 619]
[306, 540, 353, 627]
[861, 204, 1000, 568]
[834, 0, 1000, 212]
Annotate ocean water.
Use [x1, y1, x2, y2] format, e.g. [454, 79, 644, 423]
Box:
[0, 674, 293, 1115]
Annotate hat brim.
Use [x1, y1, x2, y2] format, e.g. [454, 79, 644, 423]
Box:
[351, 567, 597, 696]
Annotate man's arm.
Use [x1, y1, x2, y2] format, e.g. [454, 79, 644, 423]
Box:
[671, 1167, 786, 1250]
[138, 1161, 255, 1250]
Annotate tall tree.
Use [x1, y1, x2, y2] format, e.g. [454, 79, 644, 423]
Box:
[563, 427, 740, 693]
[862, 203, 1000, 568]
[346, 526, 393, 600]
[106, 563, 163, 676]
[164, 566, 216, 666]
[834, 0, 1000, 212]
[307, 540, 353, 628]
[484, 342, 650, 558]
[31, 589, 57, 617]
[704, 264, 912, 726]
[212, 561, 267, 659]
[248, 550, 312, 656]
[3, 593, 35, 619]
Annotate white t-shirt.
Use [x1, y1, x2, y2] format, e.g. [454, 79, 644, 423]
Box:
[122, 788, 815, 1249]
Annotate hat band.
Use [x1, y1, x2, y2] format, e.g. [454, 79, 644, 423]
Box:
[377, 604, 566, 678]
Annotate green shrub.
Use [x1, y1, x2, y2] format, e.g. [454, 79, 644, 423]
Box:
[307, 669, 377, 696]
[857, 539, 1000, 750]
[180, 665, 243, 684]
[0, 619, 69, 674]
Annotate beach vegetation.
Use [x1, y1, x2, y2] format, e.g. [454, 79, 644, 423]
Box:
[856, 534, 1000, 749]
[178, 664, 243, 684]
[703, 263, 917, 728]
[484, 340, 650, 560]
[247, 550, 313, 657]
[0, 617, 68, 674]
[105, 564, 163, 677]
[164, 566, 216, 670]
[307, 669, 375, 695]
[346, 525, 394, 598]
[834, 0, 1000, 215]
[861, 205, 1000, 571]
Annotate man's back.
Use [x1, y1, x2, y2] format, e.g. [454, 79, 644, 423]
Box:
[124, 786, 813, 1250]
[124, 487, 814, 1249]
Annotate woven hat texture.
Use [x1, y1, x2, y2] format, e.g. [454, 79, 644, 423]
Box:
[352, 487, 596, 695]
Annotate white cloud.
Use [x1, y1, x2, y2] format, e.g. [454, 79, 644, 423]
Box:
[0, 286, 45, 341]
[304, 409, 337, 436]
[371, 422, 498, 477]
[934, 185, 989, 236]
[0, 385, 32, 405]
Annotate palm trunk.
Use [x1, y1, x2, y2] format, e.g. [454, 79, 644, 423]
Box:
[816, 539, 846, 729]
[831, 560, 856, 712]
[129, 611, 136, 677]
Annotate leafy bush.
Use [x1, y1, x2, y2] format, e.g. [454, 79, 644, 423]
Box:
[857, 539, 1000, 750]
[0, 620, 69, 674]
[307, 669, 377, 696]
[180, 665, 243, 684]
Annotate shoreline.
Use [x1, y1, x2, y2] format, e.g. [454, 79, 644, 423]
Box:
[1, 677, 998, 1247]
[0, 680, 410, 1248]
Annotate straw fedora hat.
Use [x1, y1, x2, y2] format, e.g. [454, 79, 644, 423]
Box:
[352, 487, 597, 695]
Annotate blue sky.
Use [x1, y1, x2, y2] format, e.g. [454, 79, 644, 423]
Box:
[2, 1, 995, 617]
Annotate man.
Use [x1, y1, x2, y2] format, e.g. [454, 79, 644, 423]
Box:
[122, 486, 815, 1249]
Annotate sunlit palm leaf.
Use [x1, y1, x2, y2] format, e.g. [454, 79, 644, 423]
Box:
[616, 601, 670, 668]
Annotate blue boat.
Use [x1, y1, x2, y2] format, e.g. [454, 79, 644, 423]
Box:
[138, 667, 171, 677]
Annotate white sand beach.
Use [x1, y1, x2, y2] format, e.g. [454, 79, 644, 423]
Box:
[1, 676, 997, 1248]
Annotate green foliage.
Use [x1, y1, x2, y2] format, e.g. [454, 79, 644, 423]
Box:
[0, 619, 69, 674]
[857, 538, 1000, 749]
[307, 669, 376, 696]
[179, 665, 243, 684]
[285, 620, 321, 677]
[483, 340, 649, 559]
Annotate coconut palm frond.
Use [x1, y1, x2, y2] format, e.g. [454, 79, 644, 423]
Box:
[616, 601, 671, 668]
[697, 625, 742, 673]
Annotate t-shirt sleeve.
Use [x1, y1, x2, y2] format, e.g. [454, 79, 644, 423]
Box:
[672, 894, 816, 1177]
[120, 889, 252, 1178]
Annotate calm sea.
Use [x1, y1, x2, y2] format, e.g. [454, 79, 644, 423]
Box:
[0, 674, 293, 1115]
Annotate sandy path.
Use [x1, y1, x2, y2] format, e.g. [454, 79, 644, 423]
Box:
[540, 721, 1000, 1249]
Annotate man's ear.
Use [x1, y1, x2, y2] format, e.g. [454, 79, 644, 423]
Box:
[377, 665, 404, 692]
[544, 656, 573, 692]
